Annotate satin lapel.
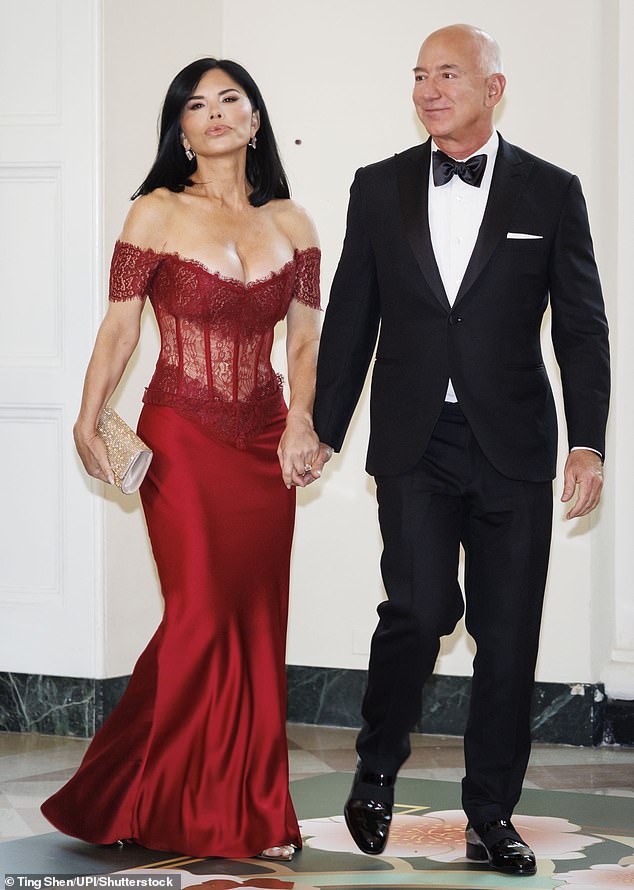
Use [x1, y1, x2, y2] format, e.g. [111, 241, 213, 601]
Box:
[454, 136, 534, 305]
[397, 140, 450, 311]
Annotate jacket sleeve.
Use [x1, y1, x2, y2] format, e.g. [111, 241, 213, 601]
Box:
[548, 175, 610, 456]
[313, 169, 381, 451]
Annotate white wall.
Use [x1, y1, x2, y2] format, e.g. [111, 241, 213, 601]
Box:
[600, 0, 634, 698]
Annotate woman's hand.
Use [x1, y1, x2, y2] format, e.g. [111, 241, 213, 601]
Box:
[277, 414, 322, 489]
[74, 421, 115, 485]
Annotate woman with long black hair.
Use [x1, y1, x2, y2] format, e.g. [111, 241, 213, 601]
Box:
[41, 58, 324, 861]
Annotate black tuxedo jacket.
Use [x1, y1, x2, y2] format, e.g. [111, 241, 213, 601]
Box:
[313, 134, 610, 481]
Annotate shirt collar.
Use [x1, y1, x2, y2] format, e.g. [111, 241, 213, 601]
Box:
[431, 130, 499, 163]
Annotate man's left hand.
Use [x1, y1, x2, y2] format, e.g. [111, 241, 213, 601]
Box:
[561, 449, 604, 519]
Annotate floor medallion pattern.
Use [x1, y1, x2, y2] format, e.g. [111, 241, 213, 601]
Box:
[2, 773, 633, 889]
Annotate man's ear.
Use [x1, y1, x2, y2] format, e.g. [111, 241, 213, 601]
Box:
[485, 73, 506, 108]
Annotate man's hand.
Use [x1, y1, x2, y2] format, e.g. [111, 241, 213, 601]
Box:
[302, 442, 334, 485]
[561, 449, 604, 519]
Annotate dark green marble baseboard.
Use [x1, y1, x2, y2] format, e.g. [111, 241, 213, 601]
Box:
[0, 672, 128, 738]
[603, 696, 634, 746]
[1, 667, 630, 746]
[285, 666, 608, 747]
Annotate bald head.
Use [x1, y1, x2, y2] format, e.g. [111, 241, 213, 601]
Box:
[413, 23, 506, 158]
[423, 24, 503, 76]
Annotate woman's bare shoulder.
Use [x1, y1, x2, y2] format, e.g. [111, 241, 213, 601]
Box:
[118, 189, 180, 250]
[269, 198, 320, 251]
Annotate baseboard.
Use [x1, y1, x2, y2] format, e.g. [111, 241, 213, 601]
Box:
[286, 666, 609, 747]
[0, 673, 128, 738]
[1, 667, 630, 746]
[603, 697, 634, 746]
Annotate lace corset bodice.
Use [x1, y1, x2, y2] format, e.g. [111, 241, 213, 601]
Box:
[109, 240, 321, 446]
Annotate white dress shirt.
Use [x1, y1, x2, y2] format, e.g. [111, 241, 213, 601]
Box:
[428, 130, 499, 403]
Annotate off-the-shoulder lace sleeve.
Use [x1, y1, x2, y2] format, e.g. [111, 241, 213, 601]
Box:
[109, 240, 161, 302]
[292, 247, 321, 309]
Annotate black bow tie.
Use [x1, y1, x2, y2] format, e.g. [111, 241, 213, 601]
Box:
[432, 149, 487, 187]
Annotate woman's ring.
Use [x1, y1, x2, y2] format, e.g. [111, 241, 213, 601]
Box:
[303, 464, 312, 473]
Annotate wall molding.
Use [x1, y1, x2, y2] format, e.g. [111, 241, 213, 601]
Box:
[0, 0, 62, 127]
[0, 164, 63, 368]
[0, 406, 64, 604]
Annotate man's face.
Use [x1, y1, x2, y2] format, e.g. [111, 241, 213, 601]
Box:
[412, 31, 495, 148]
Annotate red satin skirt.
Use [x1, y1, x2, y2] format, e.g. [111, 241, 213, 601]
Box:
[41, 403, 300, 858]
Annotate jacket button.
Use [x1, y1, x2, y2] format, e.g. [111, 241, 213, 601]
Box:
[449, 315, 463, 325]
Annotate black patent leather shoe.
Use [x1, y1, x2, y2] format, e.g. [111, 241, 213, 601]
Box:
[344, 764, 394, 855]
[466, 819, 536, 875]
[344, 798, 392, 855]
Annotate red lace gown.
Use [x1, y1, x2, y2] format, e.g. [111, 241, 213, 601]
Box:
[41, 241, 321, 858]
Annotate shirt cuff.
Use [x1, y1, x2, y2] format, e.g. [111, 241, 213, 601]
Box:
[571, 446, 603, 458]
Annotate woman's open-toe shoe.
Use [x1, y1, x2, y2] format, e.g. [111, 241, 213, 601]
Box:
[257, 844, 296, 861]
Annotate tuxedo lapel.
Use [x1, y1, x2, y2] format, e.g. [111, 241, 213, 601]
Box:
[454, 135, 534, 305]
[397, 140, 450, 311]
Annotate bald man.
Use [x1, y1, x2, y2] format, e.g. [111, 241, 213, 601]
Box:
[313, 24, 609, 875]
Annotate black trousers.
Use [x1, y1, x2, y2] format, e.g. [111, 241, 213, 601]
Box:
[356, 402, 553, 824]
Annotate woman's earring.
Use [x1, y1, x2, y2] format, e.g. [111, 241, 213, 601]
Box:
[248, 135, 257, 150]
[184, 145, 195, 161]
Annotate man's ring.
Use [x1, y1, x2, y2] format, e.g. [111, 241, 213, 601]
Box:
[303, 464, 312, 473]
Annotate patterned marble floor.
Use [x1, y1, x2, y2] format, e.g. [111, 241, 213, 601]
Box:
[1, 724, 632, 845]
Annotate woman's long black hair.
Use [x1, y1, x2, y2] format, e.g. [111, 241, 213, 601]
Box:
[132, 58, 290, 206]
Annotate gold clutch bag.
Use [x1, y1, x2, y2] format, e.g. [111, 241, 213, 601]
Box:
[96, 405, 153, 494]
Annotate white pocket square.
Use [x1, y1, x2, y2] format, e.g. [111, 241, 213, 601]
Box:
[507, 232, 543, 239]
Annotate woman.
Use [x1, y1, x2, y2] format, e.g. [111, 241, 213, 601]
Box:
[41, 58, 323, 861]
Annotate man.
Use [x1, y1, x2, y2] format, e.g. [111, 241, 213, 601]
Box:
[311, 24, 609, 877]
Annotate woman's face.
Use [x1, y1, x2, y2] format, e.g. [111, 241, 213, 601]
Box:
[180, 68, 259, 159]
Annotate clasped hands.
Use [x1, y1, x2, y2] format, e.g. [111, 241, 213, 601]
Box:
[279, 427, 605, 507]
[277, 413, 333, 489]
